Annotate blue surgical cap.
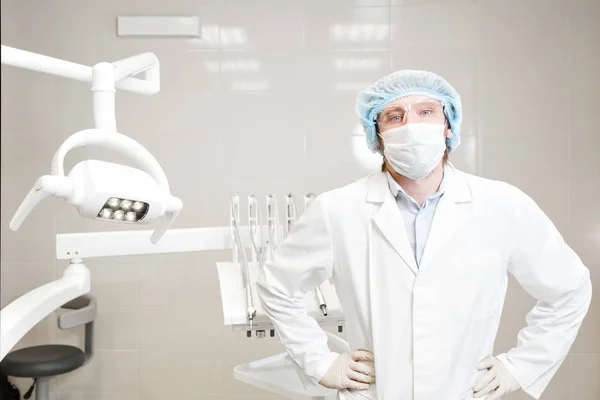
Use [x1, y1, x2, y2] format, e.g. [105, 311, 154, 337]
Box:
[356, 70, 462, 154]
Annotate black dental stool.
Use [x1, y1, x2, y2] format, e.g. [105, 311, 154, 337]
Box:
[1, 295, 96, 400]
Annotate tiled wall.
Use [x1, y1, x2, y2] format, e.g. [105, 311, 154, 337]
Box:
[1, 0, 598, 399]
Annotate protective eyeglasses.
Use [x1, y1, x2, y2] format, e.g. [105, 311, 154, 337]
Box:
[377, 99, 445, 128]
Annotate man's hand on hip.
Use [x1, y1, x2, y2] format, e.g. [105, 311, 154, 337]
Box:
[319, 350, 376, 390]
[474, 356, 520, 399]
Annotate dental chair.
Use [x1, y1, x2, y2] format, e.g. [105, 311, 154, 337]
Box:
[0, 295, 96, 400]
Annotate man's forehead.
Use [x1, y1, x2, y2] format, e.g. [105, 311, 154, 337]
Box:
[383, 95, 437, 109]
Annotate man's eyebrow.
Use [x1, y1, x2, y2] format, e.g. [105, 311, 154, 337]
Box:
[381, 105, 405, 113]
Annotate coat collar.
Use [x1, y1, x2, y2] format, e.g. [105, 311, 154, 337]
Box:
[366, 163, 473, 275]
[366, 162, 472, 205]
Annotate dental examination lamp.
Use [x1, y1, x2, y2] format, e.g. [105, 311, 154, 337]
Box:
[9, 129, 182, 244]
[1, 44, 181, 361]
[2, 45, 182, 244]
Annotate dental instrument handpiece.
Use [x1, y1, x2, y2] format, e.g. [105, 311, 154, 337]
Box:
[248, 195, 264, 266]
[304, 193, 328, 317]
[266, 197, 275, 252]
[316, 289, 327, 316]
[268, 194, 283, 248]
[285, 193, 297, 237]
[230, 197, 256, 328]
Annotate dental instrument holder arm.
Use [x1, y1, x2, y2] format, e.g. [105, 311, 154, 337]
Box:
[248, 195, 262, 264]
[266, 195, 284, 253]
[285, 194, 297, 236]
[92, 53, 160, 130]
[231, 195, 257, 329]
[231, 195, 240, 265]
[0, 46, 159, 95]
[247, 195, 274, 337]
[0, 46, 159, 132]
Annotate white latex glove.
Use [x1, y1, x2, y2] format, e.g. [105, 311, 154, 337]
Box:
[319, 350, 376, 390]
[474, 356, 521, 399]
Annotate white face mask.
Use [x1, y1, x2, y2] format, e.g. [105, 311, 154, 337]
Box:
[380, 123, 446, 181]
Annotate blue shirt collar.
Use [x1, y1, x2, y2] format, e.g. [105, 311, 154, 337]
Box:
[385, 164, 450, 202]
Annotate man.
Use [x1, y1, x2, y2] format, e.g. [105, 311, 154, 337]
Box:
[256, 70, 592, 399]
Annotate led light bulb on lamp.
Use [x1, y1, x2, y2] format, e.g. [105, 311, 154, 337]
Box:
[99, 208, 113, 219]
[113, 210, 125, 221]
[120, 199, 133, 210]
[107, 197, 120, 208]
[10, 130, 183, 244]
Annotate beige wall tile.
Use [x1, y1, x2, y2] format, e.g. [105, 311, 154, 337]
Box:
[0, 0, 56, 54]
[51, 392, 138, 400]
[138, 259, 223, 307]
[538, 354, 571, 399]
[1, 167, 58, 263]
[477, 46, 571, 230]
[391, 4, 477, 49]
[84, 261, 139, 307]
[219, 50, 304, 93]
[1, 262, 57, 307]
[567, 38, 600, 355]
[139, 344, 227, 399]
[571, 354, 600, 400]
[218, 1, 304, 50]
[305, 3, 390, 50]
[304, 50, 392, 94]
[93, 307, 142, 350]
[0, 69, 55, 169]
[478, 1, 569, 49]
[52, 350, 139, 392]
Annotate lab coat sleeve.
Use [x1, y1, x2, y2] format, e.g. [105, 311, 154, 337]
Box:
[497, 186, 592, 399]
[256, 194, 338, 385]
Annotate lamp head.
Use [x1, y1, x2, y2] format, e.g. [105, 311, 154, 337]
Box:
[67, 159, 178, 225]
[10, 129, 182, 244]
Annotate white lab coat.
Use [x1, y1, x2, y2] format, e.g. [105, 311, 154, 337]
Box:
[256, 165, 592, 400]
